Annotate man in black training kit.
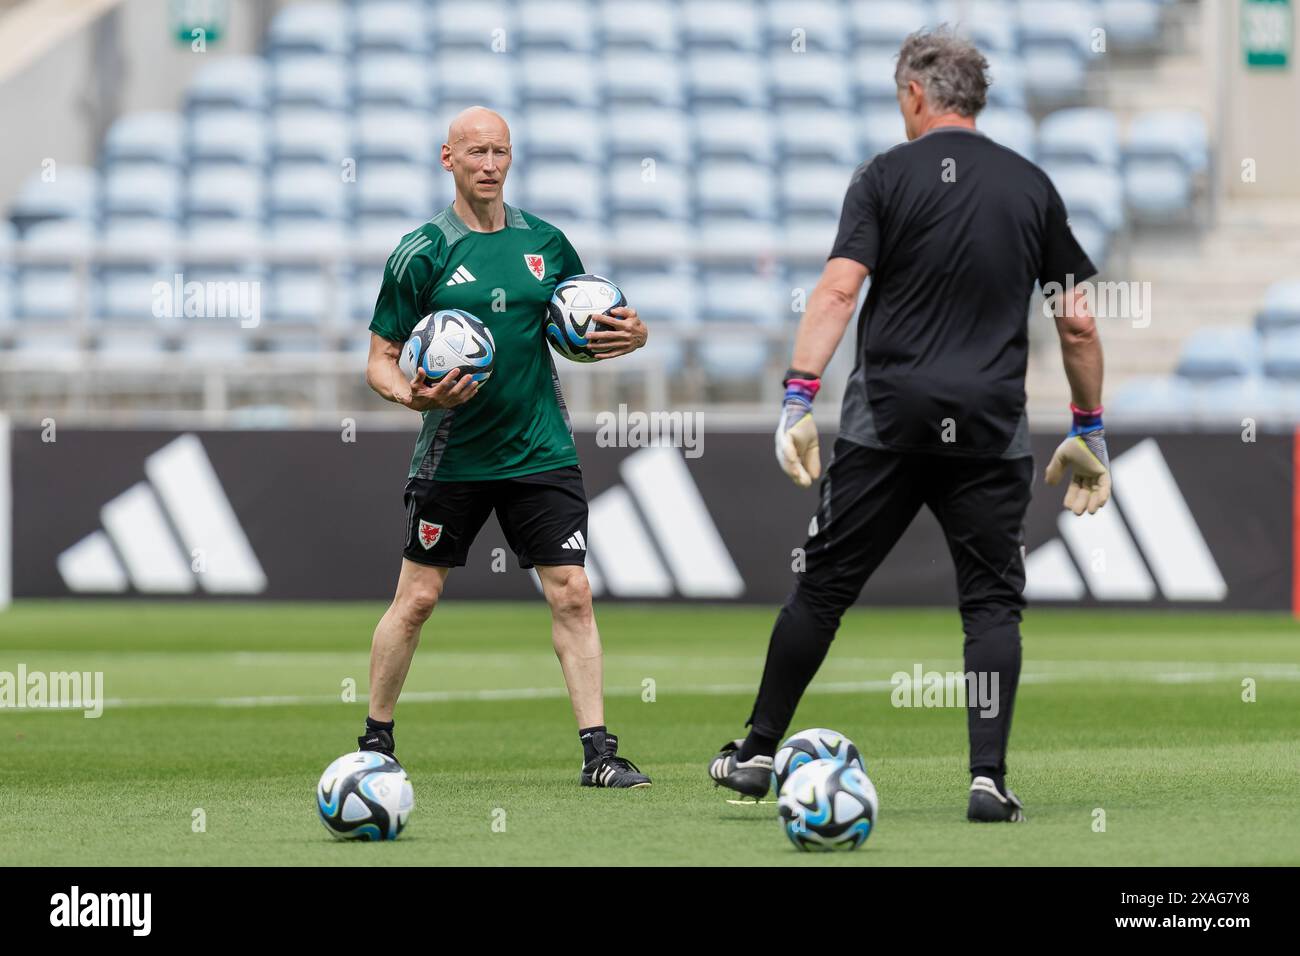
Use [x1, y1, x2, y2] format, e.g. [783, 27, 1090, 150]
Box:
[709, 28, 1111, 821]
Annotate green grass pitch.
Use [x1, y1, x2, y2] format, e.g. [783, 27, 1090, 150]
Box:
[1, 601, 1297, 866]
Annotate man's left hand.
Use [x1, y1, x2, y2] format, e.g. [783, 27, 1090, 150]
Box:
[586, 306, 647, 360]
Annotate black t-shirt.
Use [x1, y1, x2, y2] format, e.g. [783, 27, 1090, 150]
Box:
[829, 126, 1096, 458]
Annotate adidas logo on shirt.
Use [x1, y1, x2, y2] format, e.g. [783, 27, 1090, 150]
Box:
[561, 530, 586, 551]
[445, 265, 476, 286]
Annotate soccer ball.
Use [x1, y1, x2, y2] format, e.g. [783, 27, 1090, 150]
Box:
[316, 751, 414, 841]
[772, 727, 865, 794]
[546, 274, 626, 363]
[777, 758, 879, 852]
[399, 308, 496, 384]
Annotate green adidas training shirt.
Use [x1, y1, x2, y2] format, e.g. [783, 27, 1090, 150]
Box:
[370, 204, 585, 481]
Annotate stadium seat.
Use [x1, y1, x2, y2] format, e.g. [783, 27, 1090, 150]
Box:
[8, 166, 98, 233]
[94, 330, 169, 357]
[697, 215, 779, 256]
[775, 109, 859, 165]
[1123, 161, 1192, 222]
[850, 0, 934, 51]
[1107, 374, 1197, 424]
[861, 107, 908, 159]
[266, 2, 352, 58]
[1175, 326, 1259, 380]
[188, 111, 269, 168]
[1016, 0, 1099, 58]
[687, 53, 769, 109]
[609, 214, 691, 255]
[607, 161, 690, 219]
[1020, 48, 1088, 104]
[696, 163, 777, 220]
[983, 53, 1028, 109]
[520, 54, 601, 109]
[1190, 374, 1299, 426]
[766, 0, 848, 54]
[517, 0, 597, 53]
[1102, 0, 1164, 50]
[602, 53, 683, 108]
[978, 108, 1036, 160]
[1255, 279, 1300, 334]
[1039, 109, 1121, 168]
[520, 110, 603, 165]
[356, 164, 436, 220]
[272, 110, 351, 165]
[176, 329, 253, 358]
[434, 1, 512, 51]
[780, 165, 854, 219]
[522, 164, 605, 221]
[355, 109, 435, 165]
[783, 215, 840, 258]
[607, 109, 690, 165]
[98, 219, 180, 324]
[186, 56, 269, 113]
[351, 267, 384, 323]
[354, 1, 430, 56]
[599, 0, 679, 52]
[268, 164, 348, 222]
[1261, 328, 1300, 380]
[434, 52, 518, 112]
[185, 167, 265, 223]
[936, 0, 1019, 53]
[770, 53, 852, 111]
[853, 51, 902, 106]
[1041, 164, 1124, 233]
[1126, 109, 1209, 173]
[682, 1, 763, 52]
[101, 165, 183, 221]
[273, 56, 351, 112]
[693, 110, 777, 164]
[103, 112, 186, 167]
[355, 54, 433, 111]
[15, 219, 94, 320]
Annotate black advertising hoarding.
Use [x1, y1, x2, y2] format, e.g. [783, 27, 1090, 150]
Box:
[6, 426, 1294, 610]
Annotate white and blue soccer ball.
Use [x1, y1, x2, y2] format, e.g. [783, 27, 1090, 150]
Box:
[772, 727, 865, 794]
[777, 758, 879, 852]
[316, 751, 414, 841]
[399, 308, 496, 384]
[545, 274, 626, 363]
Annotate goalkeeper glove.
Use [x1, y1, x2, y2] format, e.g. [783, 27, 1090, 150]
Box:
[774, 369, 821, 488]
[1045, 404, 1111, 515]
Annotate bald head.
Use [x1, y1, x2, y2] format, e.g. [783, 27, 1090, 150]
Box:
[441, 107, 513, 210]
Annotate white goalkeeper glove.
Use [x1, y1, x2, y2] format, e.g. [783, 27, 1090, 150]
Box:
[774, 370, 822, 488]
[1045, 404, 1111, 515]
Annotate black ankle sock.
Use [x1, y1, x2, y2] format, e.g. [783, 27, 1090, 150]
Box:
[366, 716, 394, 734]
[579, 725, 607, 762]
[739, 730, 779, 762]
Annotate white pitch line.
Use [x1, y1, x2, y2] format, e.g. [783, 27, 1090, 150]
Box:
[39, 662, 1300, 711]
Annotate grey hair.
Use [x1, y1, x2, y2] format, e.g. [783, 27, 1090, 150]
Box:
[894, 26, 990, 117]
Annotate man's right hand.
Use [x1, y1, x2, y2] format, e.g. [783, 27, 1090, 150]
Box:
[397, 367, 480, 411]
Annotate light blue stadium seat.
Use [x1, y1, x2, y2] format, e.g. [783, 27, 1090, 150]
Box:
[97, 220, 180, 322]
[1191, 375, 1299, 426]
[95, 330, 169, 357]
[351, 267, 384, 323]
[355, 54, 433, 110]
[771, 53, 851, 110]
[181, 222, 266, 311]
[273, 56, 351, 112]
[103, 112, 185, 167]
[780, 165, 854, 219]
[522, 164, 605, 221]
[1107, 375, 1195, 424]
[1126, 109, 1208, 172]
[697, 215, 779, 256]
[1068, 217, 1111, 267]
[356, 164, 435, 220]
[603, 53, 682, 108]
[355, 109, 435, 165]
[776, 109, 859, 165]
[520, 54, 601, 109]
[862, 108, 907, 159]
[696, 163, 776, 220]
[979, 108, 1036, 160]
[518, 0, 597, 53]
[266, 2, 352, 58]
[15, 219, 94, 320]
[688, 52, 768, 109]
[188, 111, 269, 168]
[608, 161, 690, 219]
[1020, 48, 1088, 103]
[693, 110, 776, 164]
[1255, 279, 1300, 334]
[1039, 108, 1121, 168]
[176, 329, 253, 358]
[269, 164, 348, 222]
[265, 220, 347, 325]
[434, 1, 512, 51]
[272, 110, 351, 165]
[611, 267, 692, 369]
[101, 165, 182, 221]
[1262, 328, 1300, 380]
[1017, 0, 1099, 57]
[783, 215, 839, 258]
[984, 53, 1027, 109]
[434, 52, 518, 111]
[186, 57, 269, 113]
[609, 214, 691, 255]
[1041, 163, 1124, 233]
[607, 109, 689, 164]
[1176, 326, 1259, 380]
[699, 271, 785, 323]
[519, 110, 602, 165]
[9, 166, 98, 232]
[599, 0, 679, 52]
[853, 51, 902, 106]
[936, 1, 1018, 53]
[766, 0, 848, 54]
[1102, 0, 1163, 50]
[851, 0, 934, 51]
[0, 221, 12, 324]
[185, 167, 264, 223]
[355, 1, 430, 56]
[356, 216, 424, 256]
[682, 1, 763, 52]
[1123, 161, 1191, 222]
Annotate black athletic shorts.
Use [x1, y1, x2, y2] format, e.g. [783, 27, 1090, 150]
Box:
[402, 464, 588, 569]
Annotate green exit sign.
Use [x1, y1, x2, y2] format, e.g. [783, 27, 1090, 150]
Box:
[1243, 0, 1292, 68]
[172, 0, 228, 46]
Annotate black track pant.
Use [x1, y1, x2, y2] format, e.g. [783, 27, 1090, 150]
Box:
[747, 438, 1033, 778]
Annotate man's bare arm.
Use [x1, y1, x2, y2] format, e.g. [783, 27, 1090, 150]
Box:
[789, 257, 870, 375]
[365, 332, 479, 411]
[1054, 287, 1103, 410]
